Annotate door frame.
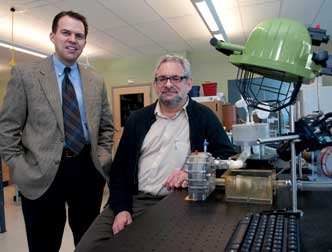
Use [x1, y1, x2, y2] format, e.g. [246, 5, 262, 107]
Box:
[112, 84, 152, 152]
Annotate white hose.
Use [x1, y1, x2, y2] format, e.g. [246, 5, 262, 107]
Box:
[214, 148, 250, 169]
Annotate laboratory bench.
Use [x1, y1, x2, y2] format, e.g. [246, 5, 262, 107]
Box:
[94, 187, 332, 252]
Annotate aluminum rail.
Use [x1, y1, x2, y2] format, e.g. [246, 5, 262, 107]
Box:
[298, 180, 332, 191]
[257, 134, 300, 144]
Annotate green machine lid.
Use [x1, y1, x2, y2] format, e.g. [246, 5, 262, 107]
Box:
[214, 18, 321, 82]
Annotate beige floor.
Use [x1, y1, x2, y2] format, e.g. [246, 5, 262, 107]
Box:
[0, 184, 109, 252]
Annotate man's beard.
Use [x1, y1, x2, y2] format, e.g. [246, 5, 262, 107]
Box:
[158, 87, 186, 106]
[159, 94, 184, 107]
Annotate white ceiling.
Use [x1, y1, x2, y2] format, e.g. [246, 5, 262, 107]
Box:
[1, 0, 332, 70]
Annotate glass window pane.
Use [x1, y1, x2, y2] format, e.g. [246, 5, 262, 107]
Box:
[120, 93, 144, 127]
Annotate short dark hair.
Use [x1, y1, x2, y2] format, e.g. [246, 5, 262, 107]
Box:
[52, 11, 88, 38]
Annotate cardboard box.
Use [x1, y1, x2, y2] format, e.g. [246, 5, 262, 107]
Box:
[200, 100, 223, 123]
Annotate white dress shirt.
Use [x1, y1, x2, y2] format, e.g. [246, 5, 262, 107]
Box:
[138, 101, 191, 196]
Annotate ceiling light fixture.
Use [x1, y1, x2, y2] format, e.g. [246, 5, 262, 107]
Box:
[191, 0, 228, 42]
[0, 40, 48, 59]
[2, 7, 47, 63]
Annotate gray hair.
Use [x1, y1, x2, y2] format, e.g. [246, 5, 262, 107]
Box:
[154, 54, 191, 77]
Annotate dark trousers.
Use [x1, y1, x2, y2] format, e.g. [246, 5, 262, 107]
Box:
[75, 192, 164, 252]
[21, 146, 105, 252]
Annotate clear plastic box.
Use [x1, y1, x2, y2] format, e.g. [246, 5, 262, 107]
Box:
[184, 152, 216, 201]
[223, 169, 275, 204]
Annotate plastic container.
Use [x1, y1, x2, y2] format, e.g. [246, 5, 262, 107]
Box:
[223, 169, 275, 204]
[232, 123, 269, 146]
[202, 82, 217, 96]
[189, 85, 200, 97]
[184, 152, 216, 201]
[222, 104, 236, 131]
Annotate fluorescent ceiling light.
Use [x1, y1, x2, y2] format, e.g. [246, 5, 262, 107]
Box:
[191, 0, 228, 42]
[195, 1, 219, 32]
[0, 41, 47, 58]
[214, 34, 224, 41]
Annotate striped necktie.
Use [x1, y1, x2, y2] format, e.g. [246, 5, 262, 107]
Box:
[62, 67, 85, 155]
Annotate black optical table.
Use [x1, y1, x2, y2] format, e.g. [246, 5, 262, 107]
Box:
[95, 187, 332, 252]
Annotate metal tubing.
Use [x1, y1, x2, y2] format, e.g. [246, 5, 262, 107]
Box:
[290, 105, 298, 212]
[298, 180, 332, 191]
[257, 134, 300, 144]
[210, 38, 245, 53]
[273, 179, 292, 189]
[291, 141, 298, 212]
[298, 152, 303, 178]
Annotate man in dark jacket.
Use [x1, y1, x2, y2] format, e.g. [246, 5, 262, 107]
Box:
[76, 54, 236, 252]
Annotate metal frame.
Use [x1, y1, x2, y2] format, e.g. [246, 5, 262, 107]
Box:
[257, 104, 300, 212]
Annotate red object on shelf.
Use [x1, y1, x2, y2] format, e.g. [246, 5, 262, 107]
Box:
[202, 82, 217, 96]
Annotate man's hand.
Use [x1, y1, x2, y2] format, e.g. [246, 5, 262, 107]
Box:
[163, 170, 188, 190]
[112, 211, 132, 235]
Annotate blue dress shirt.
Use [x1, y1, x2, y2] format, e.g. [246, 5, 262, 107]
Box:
[52, 54, 90, 143]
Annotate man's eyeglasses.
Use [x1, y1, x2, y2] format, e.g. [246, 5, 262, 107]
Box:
[154, 75, 188, 85]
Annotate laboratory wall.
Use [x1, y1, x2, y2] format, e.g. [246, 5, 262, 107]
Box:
[91, 49, 237, 106]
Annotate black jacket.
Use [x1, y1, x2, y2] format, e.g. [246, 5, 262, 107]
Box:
[109, 98, 236, 215]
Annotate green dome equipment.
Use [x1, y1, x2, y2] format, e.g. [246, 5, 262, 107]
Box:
[211, 18, 330, 112]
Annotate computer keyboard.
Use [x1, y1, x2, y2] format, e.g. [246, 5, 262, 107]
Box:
[225, 210, 301, 252]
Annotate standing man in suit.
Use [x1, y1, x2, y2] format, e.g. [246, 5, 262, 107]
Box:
[0, 11, 113, 251]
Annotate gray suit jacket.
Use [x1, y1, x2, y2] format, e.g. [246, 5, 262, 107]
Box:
[0, 57, 114, 200]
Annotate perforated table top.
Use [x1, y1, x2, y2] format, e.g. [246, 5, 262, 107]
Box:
[95, 188, 332, 252]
